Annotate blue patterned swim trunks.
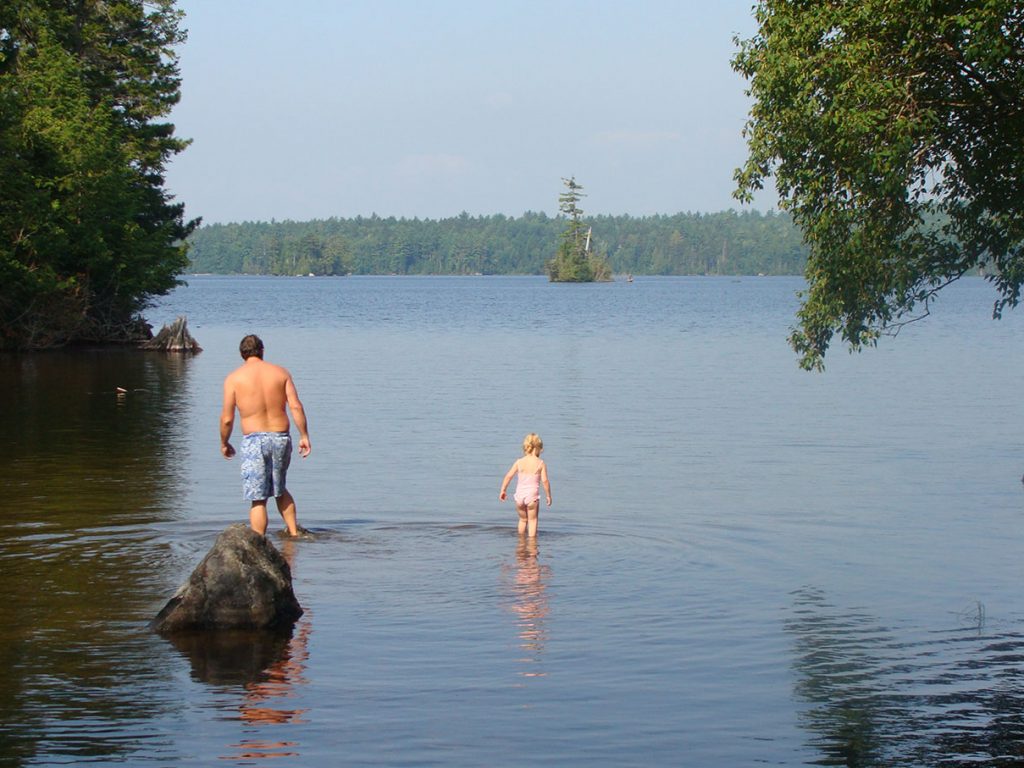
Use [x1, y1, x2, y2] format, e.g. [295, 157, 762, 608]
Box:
[240, 431, 292, 501]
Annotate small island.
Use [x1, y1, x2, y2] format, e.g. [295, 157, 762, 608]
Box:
[546, 177, 613, 283]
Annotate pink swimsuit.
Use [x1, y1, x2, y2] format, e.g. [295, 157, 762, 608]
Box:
[513, 470, 541, 506]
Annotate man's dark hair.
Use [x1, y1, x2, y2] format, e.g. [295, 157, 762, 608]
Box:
[239, 334, 264, 360]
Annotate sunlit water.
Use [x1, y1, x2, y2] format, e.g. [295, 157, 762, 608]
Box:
[2, 275, 1023, 766]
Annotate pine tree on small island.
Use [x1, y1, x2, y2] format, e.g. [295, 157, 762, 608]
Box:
[546, 177, 613, 282]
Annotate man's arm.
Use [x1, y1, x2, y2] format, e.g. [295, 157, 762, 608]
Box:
[220, 377, 237, 458]
[285, 374, 311, 457]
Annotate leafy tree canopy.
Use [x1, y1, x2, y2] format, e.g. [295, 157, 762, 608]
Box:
[733, 0, 1024, 369]
[0, 0, 197, 349]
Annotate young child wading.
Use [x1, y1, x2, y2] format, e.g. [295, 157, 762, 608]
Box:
[499, 433, 552, 537]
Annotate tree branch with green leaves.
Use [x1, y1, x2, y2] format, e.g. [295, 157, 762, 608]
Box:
[733, 0, 1024, 369]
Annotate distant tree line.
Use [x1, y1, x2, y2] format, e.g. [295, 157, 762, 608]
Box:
[185, 209, 808, 276]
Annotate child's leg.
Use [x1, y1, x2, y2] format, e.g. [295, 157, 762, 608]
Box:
[526, 501, 539, 537]
[516, 502, 528, 534]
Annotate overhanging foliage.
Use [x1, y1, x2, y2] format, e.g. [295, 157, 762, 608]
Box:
[734, 0, 1024, 369]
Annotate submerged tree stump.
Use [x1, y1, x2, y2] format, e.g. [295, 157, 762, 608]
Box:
[150, 524, 303, 633]
[142, 315, 202, 353]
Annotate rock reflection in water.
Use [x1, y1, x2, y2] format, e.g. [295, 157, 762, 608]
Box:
[503, 536, 552, 679]
[164, 539, 311, 762]
[167, 628, 294, 687]
[787, 586, 1024, 766]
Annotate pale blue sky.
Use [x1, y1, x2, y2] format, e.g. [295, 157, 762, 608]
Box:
[165, 0, 775, 224]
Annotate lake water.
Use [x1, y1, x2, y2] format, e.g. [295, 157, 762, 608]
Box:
[2, 275, 1023, 767]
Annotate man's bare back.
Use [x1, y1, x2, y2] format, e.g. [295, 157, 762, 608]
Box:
[224, 359, 298, 434]
[221, 358, 311, 458]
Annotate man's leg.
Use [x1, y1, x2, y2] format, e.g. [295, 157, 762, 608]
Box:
[275, 489, 299, 536]
[250, 500, 269, 535]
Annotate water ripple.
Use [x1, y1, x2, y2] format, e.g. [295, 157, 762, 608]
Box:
[788, 587, 1024, 766]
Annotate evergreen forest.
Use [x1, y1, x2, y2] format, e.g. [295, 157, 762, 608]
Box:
[1, 1, 196, 350]
[185, 209, 808, 277]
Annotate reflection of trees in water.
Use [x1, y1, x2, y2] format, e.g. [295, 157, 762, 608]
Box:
[0, 349, 196, 765]
[1, 348, 195, 537]
[502, 536, 552, 679]
[788, 586, 1024, 767]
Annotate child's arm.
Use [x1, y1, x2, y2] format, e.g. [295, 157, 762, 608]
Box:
[499, 461, 518, 501]
[541, 461, 552, 506]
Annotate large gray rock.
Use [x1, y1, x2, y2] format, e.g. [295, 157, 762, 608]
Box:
[151, 524, 303, 633]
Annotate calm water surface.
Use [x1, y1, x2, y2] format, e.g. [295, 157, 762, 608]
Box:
[1, 275, 1023, 767]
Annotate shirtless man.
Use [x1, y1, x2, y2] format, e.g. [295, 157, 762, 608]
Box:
[220, 334, 311, 536]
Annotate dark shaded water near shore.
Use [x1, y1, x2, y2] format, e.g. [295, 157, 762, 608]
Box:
[2, 275, 1023, 766]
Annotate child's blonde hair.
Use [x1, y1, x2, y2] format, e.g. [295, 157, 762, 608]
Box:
[522, 433, 543, 455]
